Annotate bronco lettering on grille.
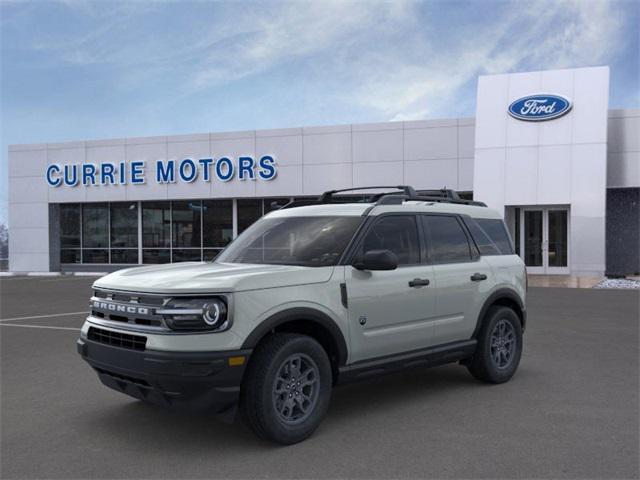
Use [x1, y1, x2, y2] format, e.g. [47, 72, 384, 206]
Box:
[92, 300, 149, 315]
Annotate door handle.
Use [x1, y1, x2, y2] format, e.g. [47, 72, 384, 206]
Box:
[409, 278, 430, 287]
[470, 273, 488, 282]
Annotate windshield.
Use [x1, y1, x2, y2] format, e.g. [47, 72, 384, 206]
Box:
[216, 216, 362, 267]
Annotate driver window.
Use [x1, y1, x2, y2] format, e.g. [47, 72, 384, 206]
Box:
[360, 215, 420, 265]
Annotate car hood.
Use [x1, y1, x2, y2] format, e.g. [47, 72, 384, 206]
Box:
[93, 262, 335, 294]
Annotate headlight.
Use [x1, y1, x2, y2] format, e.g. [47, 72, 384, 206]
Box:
[159, 297, 229, 332]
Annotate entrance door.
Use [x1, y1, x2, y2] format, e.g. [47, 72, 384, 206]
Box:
[518, 208, 569, 274]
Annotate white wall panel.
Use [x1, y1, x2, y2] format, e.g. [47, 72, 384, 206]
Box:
[607, 152, 640, 188]
[9, 253, 50, 272]
[353, 161, 403, 186]
[303, 163, 352, 194]
[256, 135, 302, 166]
[475, 74, 509, 148]
[352, 129, 403, 163]
[572, 67, 610, 144]
[9, 148, 47, 178]
[404, 159, 458, 190]
[7, 227, 49, 253]
[538, 145, 572, 204]
[9, 202, 48, 229]
[404, 126, 457, 160]
[303, 132, 351, 164]
[607, 116, 640, 153]
[504, 147, 537, 205]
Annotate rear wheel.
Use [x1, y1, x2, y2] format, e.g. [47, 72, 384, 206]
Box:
[240, 333, 332, 444]
[467, 306, 522, 384]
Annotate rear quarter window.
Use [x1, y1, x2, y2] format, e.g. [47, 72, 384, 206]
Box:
[468, 218, 514, 255]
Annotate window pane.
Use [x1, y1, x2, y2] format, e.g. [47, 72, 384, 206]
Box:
[172, 249, 202, 262]
[465, 218, 501, 256]
[524, 211, 543, 267]
[111, 249, 138, 264]
[237, 199, 263, 234]
[143, 249, 170, 264]
[172, 201, 202, 248]
[361, 216, 420, 265]
[476, 218, 514, 255]
[111, 203, 138, 248]
[548, 210, 568, 267]
[218, 216, 362, 267]
[424, 215, 472, 264]
[203, 200, 232, 248]
[204, 249, 222, 261]
[60, 249, 80, 263]
[83, 249, 109, 263]
[142, 202, 171, 248]
[264, 197, 290, 213]
[60, 204, 81, 248]
[82, 204, 108, 248]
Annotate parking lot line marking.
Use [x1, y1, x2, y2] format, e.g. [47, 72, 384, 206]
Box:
[0, 311, 87, 323]
[0, 323, 80, 331]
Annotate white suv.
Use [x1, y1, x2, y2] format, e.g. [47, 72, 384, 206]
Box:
[78, 186, 527, 444]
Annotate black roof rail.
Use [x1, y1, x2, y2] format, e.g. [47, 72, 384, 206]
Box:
[319, 185, 417, 202]
[280, 185, 486, 209]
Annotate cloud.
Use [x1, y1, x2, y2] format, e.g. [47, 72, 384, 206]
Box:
[349, 0, 626, 121]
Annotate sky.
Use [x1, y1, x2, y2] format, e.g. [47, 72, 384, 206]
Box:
[1, 0, 638, 225]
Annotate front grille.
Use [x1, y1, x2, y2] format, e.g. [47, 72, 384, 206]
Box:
[88, 326, 147, 351]
[90, 288, 168, 330]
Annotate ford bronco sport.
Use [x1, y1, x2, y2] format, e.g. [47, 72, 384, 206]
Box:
[78, 186, 526, 444]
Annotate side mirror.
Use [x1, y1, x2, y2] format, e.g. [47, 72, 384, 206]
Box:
[353, 249, 398, 271]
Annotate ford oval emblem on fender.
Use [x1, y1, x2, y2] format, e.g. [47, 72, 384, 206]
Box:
[508, 94, 572, 121]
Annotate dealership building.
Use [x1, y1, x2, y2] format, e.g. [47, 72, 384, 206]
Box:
[7, 66, 639, 276]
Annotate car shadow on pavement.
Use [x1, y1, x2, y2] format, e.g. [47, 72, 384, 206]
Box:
[82, 363, 489, 451]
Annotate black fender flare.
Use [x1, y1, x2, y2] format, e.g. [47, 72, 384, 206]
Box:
[241, 307, 349, 366]
[472, 288, 526, 338]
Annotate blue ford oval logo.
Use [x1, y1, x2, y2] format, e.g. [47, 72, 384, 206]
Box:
[508, 94, 572, 121]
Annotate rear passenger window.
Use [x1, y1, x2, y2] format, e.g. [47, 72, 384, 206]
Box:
[465, 219, 501, 256]
[423, 215, 472, 264]
[360, 216, 420, 265]
[476, 218, 514, 255]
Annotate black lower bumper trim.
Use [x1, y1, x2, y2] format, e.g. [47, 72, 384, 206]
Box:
[77, 338, 251, 412]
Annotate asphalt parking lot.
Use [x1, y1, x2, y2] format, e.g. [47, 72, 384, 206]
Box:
[1, 276, 638, 479]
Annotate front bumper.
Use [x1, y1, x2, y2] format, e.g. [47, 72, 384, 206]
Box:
[77, 337, 251, 412]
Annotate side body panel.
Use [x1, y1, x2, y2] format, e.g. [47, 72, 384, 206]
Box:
[345, 264, 436, 363]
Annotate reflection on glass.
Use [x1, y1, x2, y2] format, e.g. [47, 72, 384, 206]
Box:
[111, 203, 138, 248]
[237, 199, 263, 234]
[524, 210, 543, 267]
[60, 249, 81, 263]
[82, 204, 109, 248]
[142, 249, 170, 264]
[111, 249, 138, 264]
[203, 200, 232, 248]
[143, 202, 170, 248]
[172, 201, 202, 248]
[548, 210, 568, 267]
[83, 249, 109, 263]
[514, 208, 520, 256]
[60, 204, 81, 248]
[172, 249, 202, 262]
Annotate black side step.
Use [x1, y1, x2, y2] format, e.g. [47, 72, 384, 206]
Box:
[337, 339, 477, 384]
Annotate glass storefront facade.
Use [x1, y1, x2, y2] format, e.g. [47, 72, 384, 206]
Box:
[59, 197, 291, 265]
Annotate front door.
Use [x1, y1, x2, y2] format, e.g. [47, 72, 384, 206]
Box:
[345, 214, 437, 363]
[518, 208, 569, 274]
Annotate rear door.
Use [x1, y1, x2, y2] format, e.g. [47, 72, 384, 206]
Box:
[421, 214, 493, 345]
[345, 214, 436, 363]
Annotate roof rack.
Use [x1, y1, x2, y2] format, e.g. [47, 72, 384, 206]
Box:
[279, 185, 486, 209]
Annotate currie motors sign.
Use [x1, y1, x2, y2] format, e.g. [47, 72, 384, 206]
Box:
[508, 94, 572, 121]
[46, 155, 277, 187]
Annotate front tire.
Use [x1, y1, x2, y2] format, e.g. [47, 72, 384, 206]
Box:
[240, 333, 332, 444]
[467, 306, 522, 384]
